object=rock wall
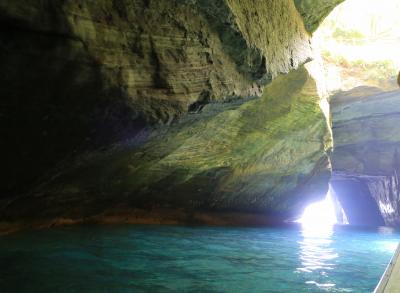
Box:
[0,0,344,229]
[294,0,345,32]
[331,88,400,226]
[1,0,316,198]
[3,65,332,226]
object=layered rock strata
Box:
[331,88,400,226]
[0,0,343,230]
[2,65,332,228]
[1,0,317,198]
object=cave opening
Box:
[2,0,400,292]
[298,189,338,227]
[313,0,400,92]
[299,0,400,228]
[297,186,349,230]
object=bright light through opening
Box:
[298,191,337,229]
[313,0,400,92]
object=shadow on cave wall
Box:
[331,176,385,227]
[0,0,270,203]
[195,0,268,82]
[0,1,146,200]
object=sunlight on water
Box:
[0,225,399,292]
[297,222,339,290]
[294,193,400,291]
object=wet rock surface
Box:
[1,0,315,198]
[0,0,344,231]
[331,88,400,226]
[2,66,331,227]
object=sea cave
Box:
[1,0,400,292]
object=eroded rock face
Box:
[3,65,331,224]
[0,0,345,229]
[1,0,315,198]
[294,0,345,32]
[331,88,400,226]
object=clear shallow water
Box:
[0,224,398,293]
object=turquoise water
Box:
[0,224,398,293]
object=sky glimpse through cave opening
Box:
[298,190,338,230]
[313,0,400,92]
[3,0,400,292]
[299,0,400,232]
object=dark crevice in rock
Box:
[195,0,266,81]
[330,87,400,227]
[188,90,211,113]
[331,175,385,227]
[149,38,169,90]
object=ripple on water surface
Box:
[0,224,398,292]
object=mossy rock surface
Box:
[1,0,317,197]
[0,0,346,226]
[3,65,331,222]
[294,0,345,32]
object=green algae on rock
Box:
[2,65,332,224]
[0,0,348,230]
[0,0,317,199]
[294,0,345,32]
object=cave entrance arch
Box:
[330,177,385,227]
[301,0,400,227]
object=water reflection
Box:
[378,226,396,235]
[297,225,339,290]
